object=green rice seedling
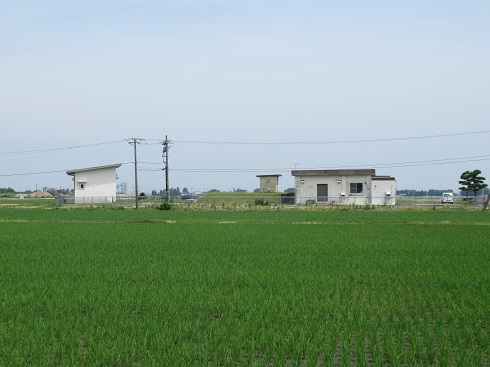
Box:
[0,208,489,365]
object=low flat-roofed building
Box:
[291,169,396,205]
[256,174,282,192]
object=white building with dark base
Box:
[66,164,122,204]
[292,169,396,206]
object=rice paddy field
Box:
[0,206,489,366]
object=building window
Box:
[350,182,363,194]
[80,184,85,190]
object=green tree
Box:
[459,170,488,198]
[169,187,181,197]
[0,187,16,194]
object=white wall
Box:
[294,174,397,206]
[372,180,397,205]
[74,167,118,204]
[295,174,373,205]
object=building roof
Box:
[66,163,122,176]
[372,176,396,181]
[256,174,282,177]
[291,169,376,176]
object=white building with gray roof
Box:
[292,169,396,206]
[66,163,122,204]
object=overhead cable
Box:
[170,154,490,173]
[0,162,133,177]
[172,129,490,145]
[0,140,126,156]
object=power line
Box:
[2,132,489,178]
[0,140,126,156]
[2,152,489,177]
[1,129,488,157]
[359,155,490,168]
[169,154,490,173]
[372,157,490,169]
[172,129,490,145]
[0,169,70,177]
[0,146,128,162]
[138,161,164,165]
[0,162,133,177]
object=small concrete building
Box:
[66,163,122,204]
[292,169,396,205]
[256,174,282,192]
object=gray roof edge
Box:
[291,169,376,176]
[66,163,122,175]
[256,174,282,177]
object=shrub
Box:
[157,202,173,211]
[255,198,270,206]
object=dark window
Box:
[350,182,363,194]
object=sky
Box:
[1,0,489,194]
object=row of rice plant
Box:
[0,209,489,365]
[0,205,488,224]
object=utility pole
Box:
[127,138,144,209]
[162,135,171,202]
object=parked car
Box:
[441,192,454,204]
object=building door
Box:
[317,184,328,203]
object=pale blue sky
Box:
[1,0,489,193]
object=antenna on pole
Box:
[126,138,144,209]
[162,136,171,202]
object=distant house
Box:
[66,164,122,204]
[256,174,282,192]
[291,169,396,205]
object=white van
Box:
[441,192,454,204]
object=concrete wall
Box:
[294,174,371,205]
[294,173,396,205]
[74,167,118,204]
[371,179,397,205]
[259,176,280,192]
